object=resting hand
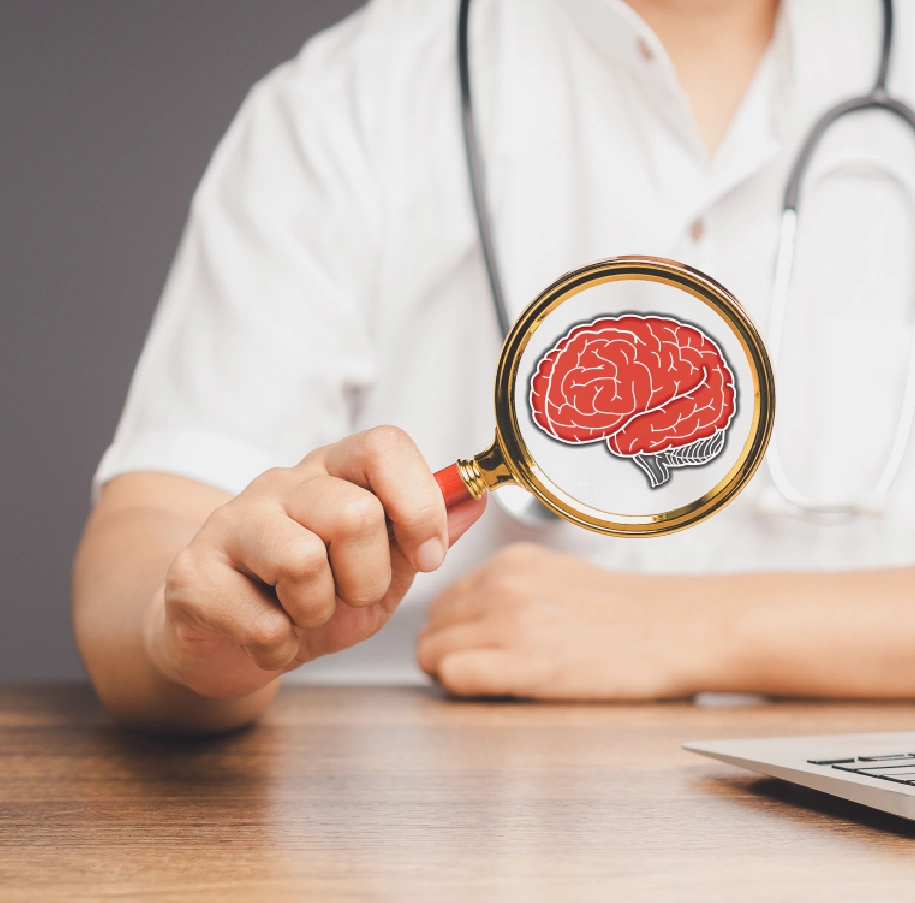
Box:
[417,543,713,699]
[146,426,485,699]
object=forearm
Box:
[73,499,278,733]
[671,567,915,697]
[418,543,915,701]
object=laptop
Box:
[685,732,915,821]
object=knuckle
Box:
[363,424,411,459]
[290,536,328,577]
[271,534,327,584]
[199,498,249,539]
[249,466,296,496]
[246,615,291,650]
[259,466,292,485]
[165,547,200,598]
[298,444,330,468]
[336,493,386,535]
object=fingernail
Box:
[414,537,445,572]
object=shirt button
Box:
[637,38,654,62]
[689,218,705,242]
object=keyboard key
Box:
[861,772,915,786]
[807,758,855,765]
[846,766,915,777]
[857,754,915,763]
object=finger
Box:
[382,542,418,613]
[283,475,392,608]
[416,620,498,675]
[423,569,491,632]
[165,549,299,673]
[436,649,534,698]
[217,503,337,628]
[319,426,448,572]
[447,495,487,546]
[422,592,487,634]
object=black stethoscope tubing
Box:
[458,0,512,339]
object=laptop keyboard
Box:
[808,754,915,785]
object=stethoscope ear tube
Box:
[767,173,915,516]
[764,0,915,517]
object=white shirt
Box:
[96,0,915,683]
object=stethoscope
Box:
[764,0,915,517]
[458,0,915,524]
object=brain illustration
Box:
[530,315,737,488]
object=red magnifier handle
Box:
[434,464,476,509]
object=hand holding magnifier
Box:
[434,256,775,536]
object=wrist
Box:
[135,583,280,731]
[558,568,720,699]
[655,572,758,695]
[624,572,743,698]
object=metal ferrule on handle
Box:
[434,440,515,510]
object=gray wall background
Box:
[1,0,365,679]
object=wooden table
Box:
[3,685,915,901]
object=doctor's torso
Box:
[97,0,915,683]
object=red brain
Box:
[530,315,736,458]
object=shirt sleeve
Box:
[94,10,383,497]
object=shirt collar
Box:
[562,0,788,152]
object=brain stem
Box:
[632,453,671,489]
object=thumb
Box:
[446,495,487,547]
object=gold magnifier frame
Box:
[437,256,775,537]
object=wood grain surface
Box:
[3,684,915,901]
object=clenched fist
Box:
[144,426,485,699]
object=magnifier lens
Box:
[438,257,774,537]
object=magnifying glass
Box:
[434,256,775,536]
